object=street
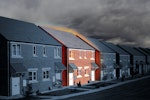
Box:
[62,77,150,100]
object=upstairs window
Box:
[33,45,37,57]
[11,44,21,58]
[79,51,82,59]
[54,47,61,58]
[69,50,74,60]
[84,51,87,59]
[91,51,95,60]
[43,46,47,57]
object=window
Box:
[69,50,74,60]
[77,67,82,78]
[33,45,37,57]
[11,44,21,57]
[28,68,38,83]
[42,68,50,81]
[79,51,82,59]
[69,51,72,58]
[90,51,95,60]
[84,66,89,77]
[84,51,87,59]
[54,47,61,58]
[43,46,47,57]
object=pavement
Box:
[50,74,150,100]
[0,73,150,100]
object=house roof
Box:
[134,48,150,56]
[87,37,115,53]
[145,48,150,54]
[40,26,94,50]
[55,62,66,70]
[10,63,27,73]
[139,48,150,55]
[101,41,129,55]
[0,16,61,46]
[118,45,145,56]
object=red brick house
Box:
[40,26,100,86]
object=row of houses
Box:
[0,16,150,96]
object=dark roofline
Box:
[100,41,129,55]
[117,45,133,56]
[134,48,150,56]
[0,16,33,25]
[99,40,117,53]
[139,47,150,55]
[0,33,7,41]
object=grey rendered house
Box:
[102,42,130,78]
[0,16,65,96]
[87,38,116,81]
[135,48,150,73]
[118,45,146,76]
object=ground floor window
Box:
[77,67,82,78]
[84,66,89,77]
[42,68,50,81]
[28,68,38,83]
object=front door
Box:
[12,77,20,96]
[69,73,74,86]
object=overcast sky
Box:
[0,0,150,48]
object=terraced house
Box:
[87,38,116,80]
[40,27,100,86]
[135,48,150,73]
[0,16,64,96]
[101,41,130,78]
[118,45,146,76]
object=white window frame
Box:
[90,51,95,60]
[77,67,82,78]
[42,68,50,81]
[84,66,89,77]
[84,51,87,59]
[11,43,22,58]
[79,51,82,59]
[33,45,37,57]
[54,47,61,59]
[28,68,38,83]
[69,50,75,60]
[43,46,47,57]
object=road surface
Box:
[62,77,150,100]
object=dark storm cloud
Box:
[0,0,150,47]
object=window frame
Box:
[54,47,61,59]
[79,51,82,59]
[69,50,75,60]
[90,51,95,60]
[11,43,22,58]
[43,46,47,57]
[28,68,38,83]
[84,66,89,77]
[42,68,50,81]
[33,45,37,57]
[77,67,82,78]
